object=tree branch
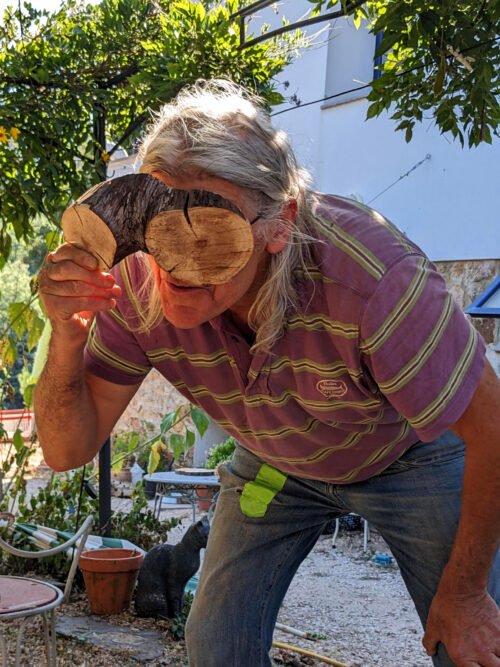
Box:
[98,62,141,90]
[107,111,149,158]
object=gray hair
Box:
[138,79,317,354]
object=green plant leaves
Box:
[0,0,296,268]
[191,406,209,438]
[12,428,24,453]
[7,303,26,339]
[333,0,500,146]
[169,433,185,462]
[0,336,17,368]
[22,382,36,408]
[160,411,177,436]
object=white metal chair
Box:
[332,514,370,552]
[0,514,93,666]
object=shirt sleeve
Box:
[84,264,152,385]
[359,254,486,441]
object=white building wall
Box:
[262,0,500,263]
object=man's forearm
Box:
[439,431,500,594]
[422,362,500,663]
[33,333,100,471]
[443,362,500,593]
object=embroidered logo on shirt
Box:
[316,379,348,398]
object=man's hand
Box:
[38,243,121,344]
[423,588,500,666]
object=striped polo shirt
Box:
[84,194,485,484]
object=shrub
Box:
[205,437,236,469]
[0,470,179,583]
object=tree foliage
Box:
[0,223,51,406]
[0,0,300,265]
[0,0,302,382]
[308,0,500,147]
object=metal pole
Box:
[93,102,111,537]
[98,437,112,536]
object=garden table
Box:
[144,471,220,523]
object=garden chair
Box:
[0,513,93,666]
[331,514,370,552]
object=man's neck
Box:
[228,310,255,344]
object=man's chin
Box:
[162,309,213,329]
[166,319,207,329]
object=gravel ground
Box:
[275,529,429,667]
[3,477,431,666]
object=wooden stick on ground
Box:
[272,640,351,667]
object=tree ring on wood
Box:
[62,205,117,271]
[145,207,254,285]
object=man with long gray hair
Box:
[35,79,499,666]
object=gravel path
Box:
[275,529,429,667]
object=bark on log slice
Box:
[61,173,254,285]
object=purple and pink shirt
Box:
[84,194,485,483]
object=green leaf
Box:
[160,411,176,435]
[8,302,27,338]
[0,336,18,368]
[366,101,382,120]
[185,429,195,450]
[170,433,184,461]
[111,455,124,475]
[127,432,139,452]
[433,52,446,97]
[23,382,36,408]
[13,429,24,453]
[191,406,209,437]
[46,231,62,251]
[26,310,45,351]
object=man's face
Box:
[149,171,271,329]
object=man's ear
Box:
[266,199,297,254]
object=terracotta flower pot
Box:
[79,548,144,615]
[116,467,132,483]
[195,485,217,512]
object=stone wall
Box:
[113,368,189,438]
[435,258,500,376]
[114,258,500,439]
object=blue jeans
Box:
[186,432,500,666]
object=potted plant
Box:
[111,430,140,483]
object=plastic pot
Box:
[79,548,144,615]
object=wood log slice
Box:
[61,174,254,285]
[145,206,254,285]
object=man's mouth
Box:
[164,275,209,291]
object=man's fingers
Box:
[41,279,121,300]
[50,296,117,321]
[422,631,438,656]
[42,259,116,289]
[48,242,98,270]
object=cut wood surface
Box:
[174,468,215,476]
[61,173,254,284]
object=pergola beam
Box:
[231,0,367,48]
